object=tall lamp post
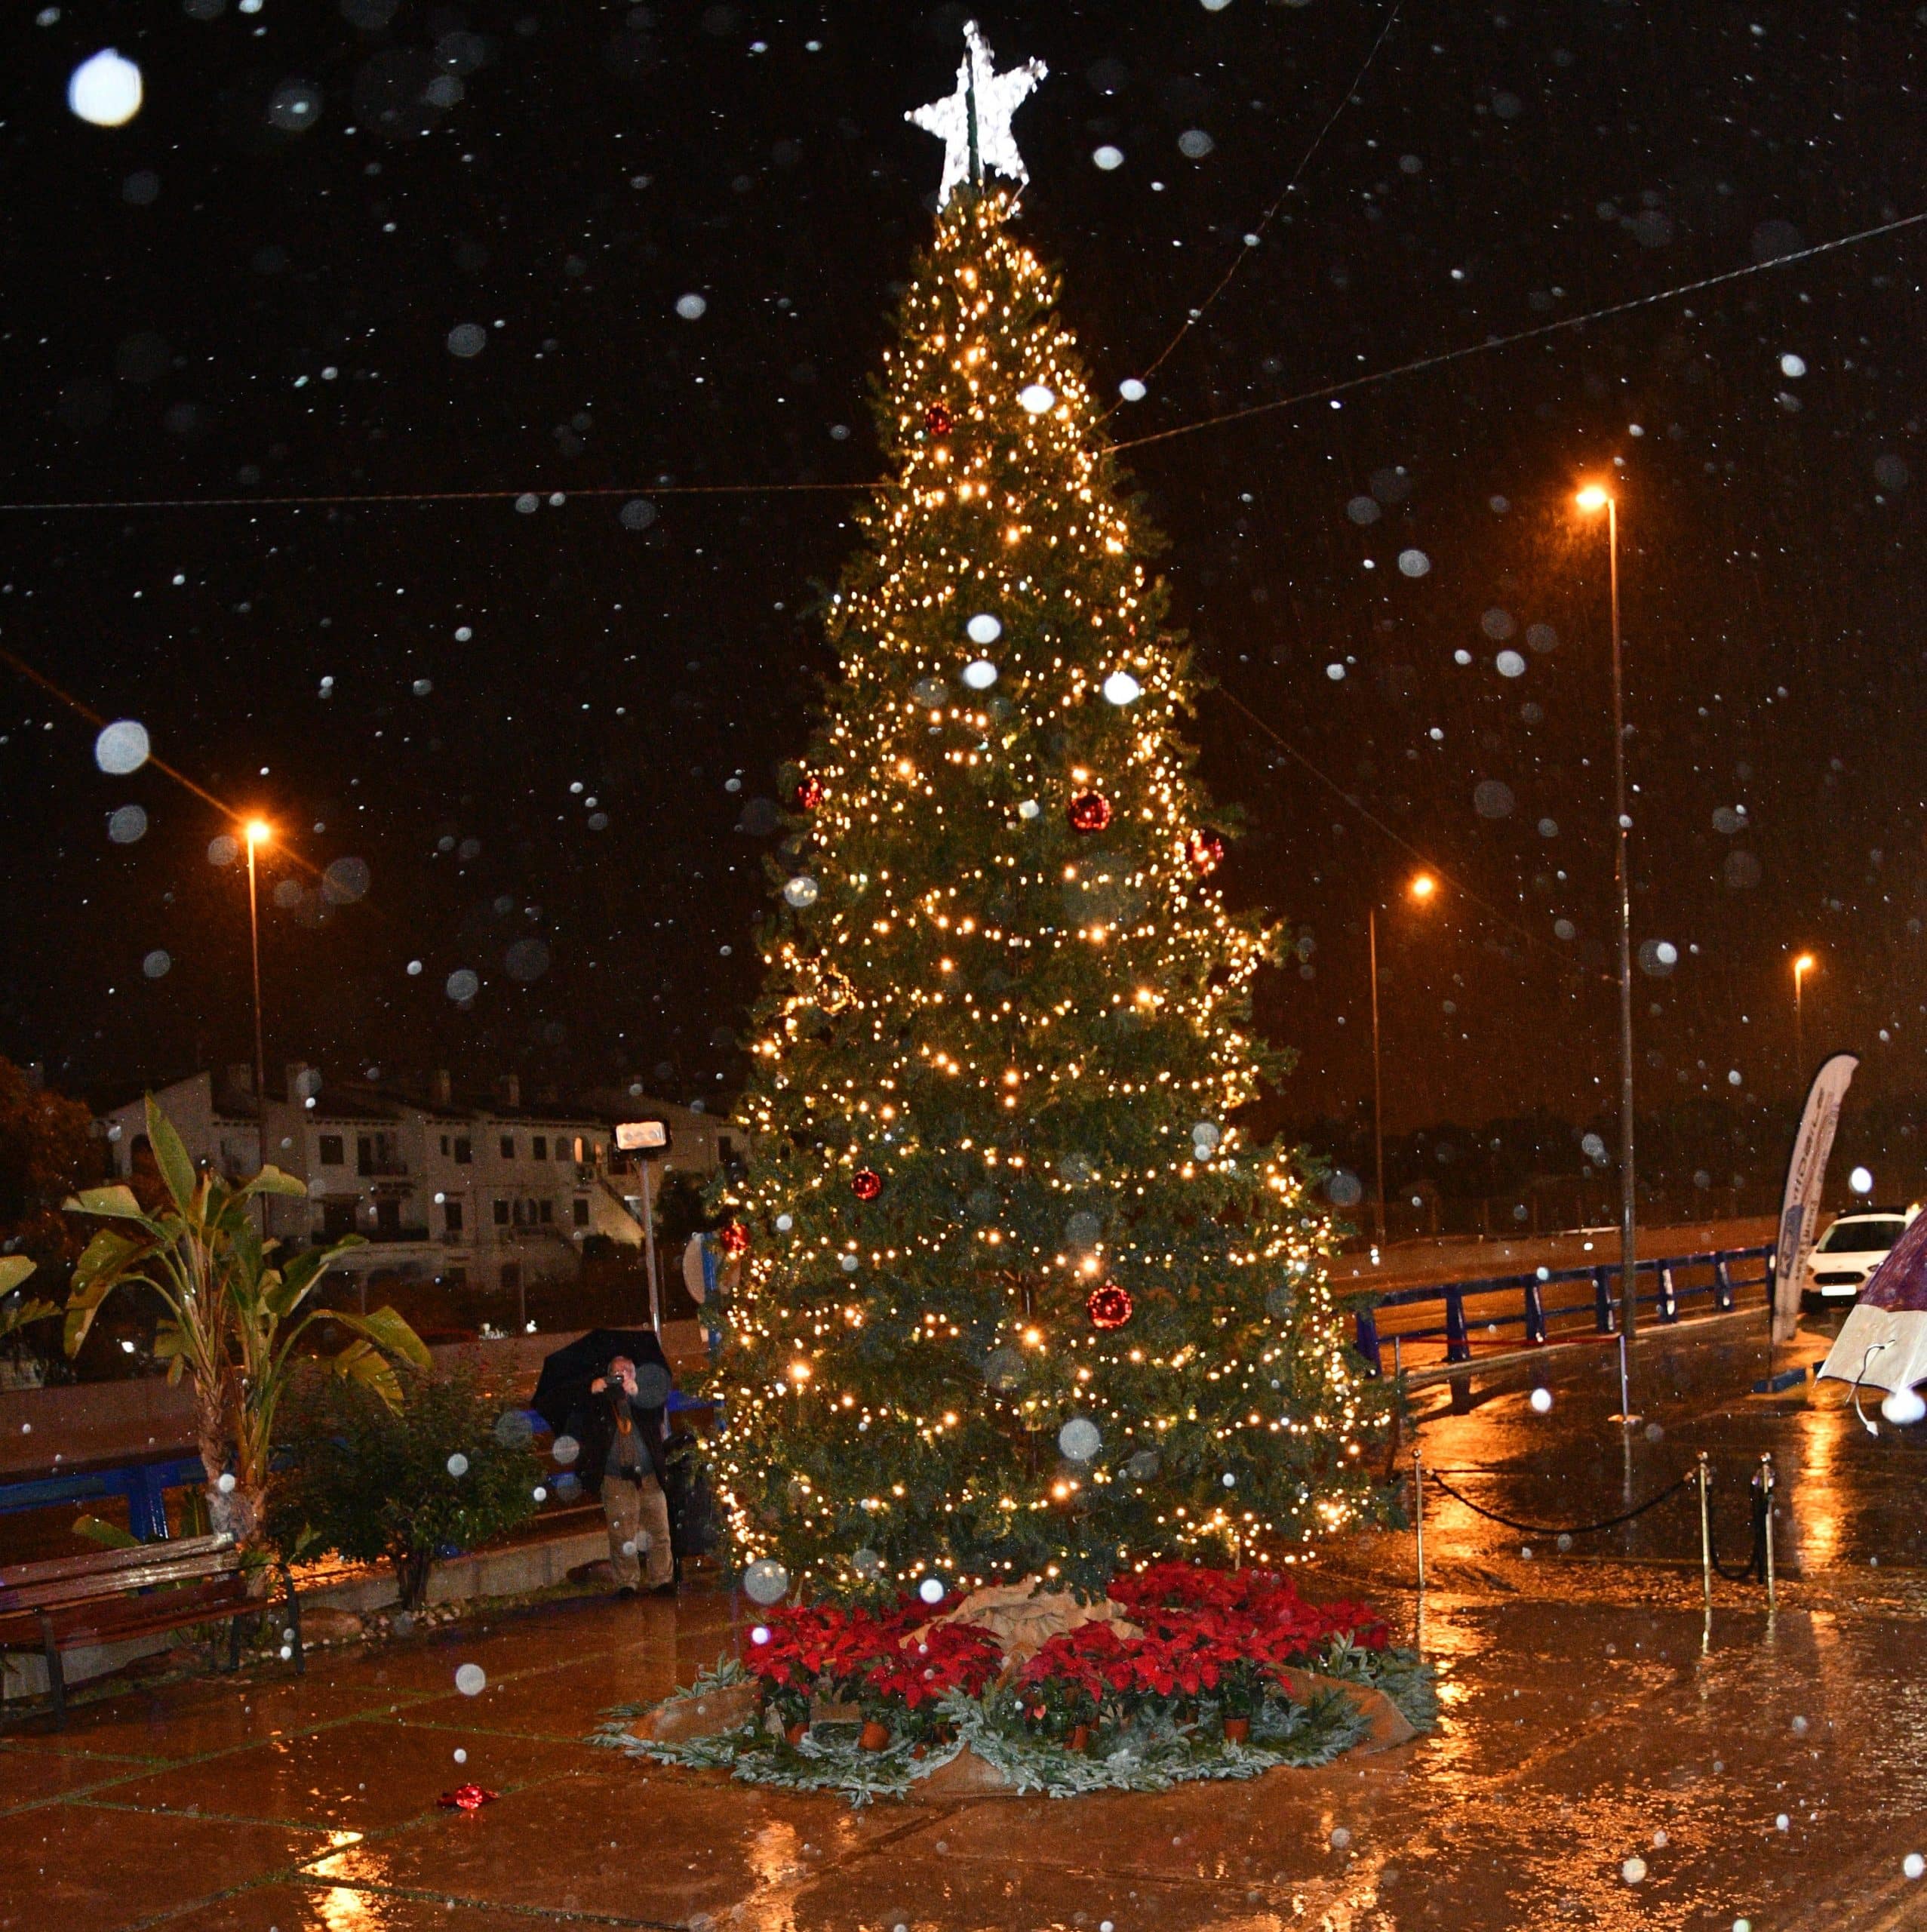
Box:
[1369,871,1438,1247]
[242,819,272,1110]
[1792,952,1816,1077]
[1575,484,1639,1345]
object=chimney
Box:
[499,1072,521,1109]
[430,1069,453,1108]
[227,1062,254,1097]
[285,1061,314,1104]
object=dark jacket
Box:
[563,1386,668,1499]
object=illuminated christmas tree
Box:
[711,40,1394,1599]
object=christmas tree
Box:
[711,126,1394,1600]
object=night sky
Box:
[5,2,1925,1160]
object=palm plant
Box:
[0,1254,59,1344]
[62,1096,429,1545]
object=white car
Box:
[1802,1207,1918,1312]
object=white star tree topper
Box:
[906,20,1047,208]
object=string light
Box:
[705,189,1395,1597]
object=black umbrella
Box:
[530,1327,672,1435]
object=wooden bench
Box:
[0,1534,303,1724]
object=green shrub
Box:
[272,1364,542,1610]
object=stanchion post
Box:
[1413,1447,1426,1595]
[1697,1452,1712,1607]
[1611,1328,1640,1426]
[1760,1451,1777,1609]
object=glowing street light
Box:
[1575,481,1640,1357]
[1369,872,1443,1247]
[241,817,273,1115]
[1793,952,1817,1074]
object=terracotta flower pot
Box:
[859,1719,892,1752]
[1069,1724,1092,1755]
[1222,1716,1251,1746]
[785,1721,809,1747]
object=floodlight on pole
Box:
[241,817,273,1117]
[1369,872,1441,1247]
[1575,480,1640,1370]
[1793,952,1817,1075]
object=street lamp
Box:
[1575,481,1640,1346]
[242,819,272,1111]
[1369,872,1441,1247]
[1792,952,1816,1076]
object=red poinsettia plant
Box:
[861,1619,1004,1736]
[742,1591,1002,1737]
[1014,1620,1132,1740]
[1109,1561,1388,1659]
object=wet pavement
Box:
[3,1313,1925,1932]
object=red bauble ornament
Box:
[794,774,825,811]
[1068,790,1113,834]
[437,1784,499,1811]
[1086,1281,1134,1331]
[1187,829,1226,875]
[924,402,953,437]
[851,1168,884,1202]
[718,1221,751,1257]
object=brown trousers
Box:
[603,1472,674,1589]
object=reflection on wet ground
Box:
[2,1315,1923,1931]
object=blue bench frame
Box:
[0,1454,207,1541]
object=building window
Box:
[321,1199,356,1238]
[440,1134,451,1157]
[538,1198,554,1224]
[573,1197,589,1229]
[499,1134,516,1161]
[500,1262,521,1294]
[531,1134,547,1160]
[493,1198,509,1227]
[318,1134,345,1167]
[453,1137,472,1164]
[558,1140,572,1162]
[444,1199,464,1236]
[374,1198,401,1238]
[444,1266,468,1290]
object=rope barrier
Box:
[1422,1466,1695,1539]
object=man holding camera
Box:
[566,1354,675,1598]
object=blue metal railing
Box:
[0,1453,205,1541]
[1350,1243,1775,1376]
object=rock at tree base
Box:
[629,1679,761,1741]
[914,1745,1016,1796]
[1280,1667,1417,1751]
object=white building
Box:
[98,1067,732,1303]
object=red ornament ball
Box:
[794,774,825,811]
[437,1784,499,1812]
[1068,790,1113,834]
[718,1221,751,1257]
[924,402,953,437]
[851,1168,884,1202]
[1187,829,1226,875]
[1086,1281,1134,1331]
